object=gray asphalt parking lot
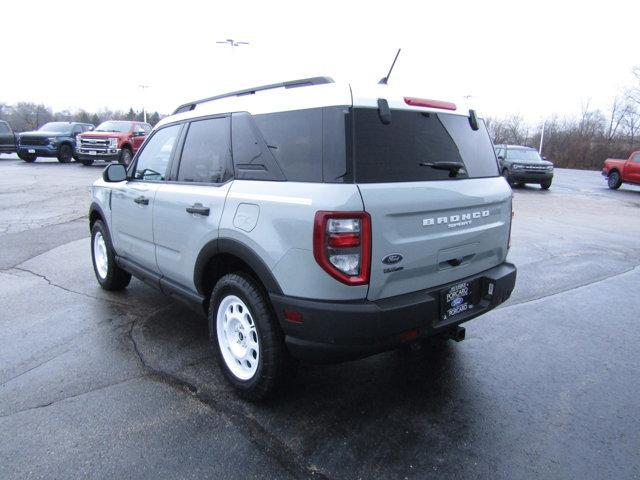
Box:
[0,155,639,479]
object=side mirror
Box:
[103,163,127,182]
[497,156,504,160]
[133,130,145,137]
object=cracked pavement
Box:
[1,156,639,479]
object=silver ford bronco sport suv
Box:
[89,77,516,399]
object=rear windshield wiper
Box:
[419,161,466,177]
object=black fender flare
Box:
[193,238,283,296]
[88,201,111,238]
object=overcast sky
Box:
[2,0,638,123]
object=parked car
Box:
[0,120,17,155]
[494,144,554,189]
[602,151,640,189]
[17,122,94,163]
[89,77,517,399]
[76,120,151,166]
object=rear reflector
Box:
[284,309,303,324]
[404,97,457,111]
[400,329,419,342]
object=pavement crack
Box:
[126,317,328,480]
[10,266,130,307]
[0,376,146,419]
[0,349,70,387]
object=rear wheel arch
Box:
[194,238,283,310]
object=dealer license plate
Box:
[441,281,474,321]
[89,150,97,155]
[28,149,35,153]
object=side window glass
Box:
[177,117,231,183]
[632,153,640,163]
[253,109,323,182]
[133,124,180,181]
[231,113,285,181]
[143,124,152,134]
[0,123,8,134]
[72,125,82,135]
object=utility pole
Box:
[539,120,546,154]
[138,84,151,123]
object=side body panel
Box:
[110,180,161,272]
[624,152,640,183]
[154,182,232,290]
[220,180,367,301]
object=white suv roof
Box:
[158,77,469,129]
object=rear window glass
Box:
[352,108,499,183]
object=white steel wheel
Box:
[216,295,260,381]
[93,231,109,280]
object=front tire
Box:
[209,272,295,400]
[541,179,552,190]
[91,220,131,290]
[18,152,37,162]
[80,159,94,166]
[57,144,73,163]
[502,169,513,187]
[119,148,132,166]
[607,171,622,190]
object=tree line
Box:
[486,67,640,170]
[0,103,163,133]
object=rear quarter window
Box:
[253,108,323,182]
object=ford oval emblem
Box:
[382,253,403,265]
[452,297,464,307]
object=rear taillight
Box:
[313,211,371,285]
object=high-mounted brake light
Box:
[313,211,371,285]
[404,97,457,111]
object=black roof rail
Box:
[172,76,335,115]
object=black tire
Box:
[90,220,131,290]
[18,152,37,162]
[607,170,622,190]
[57,144,73,163]
[119,147,133,166]
[541,179,552,190]
[81,159,94,166]
[502,169,513,187]
[209,272,296,400]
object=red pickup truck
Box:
[602,151,640,189]
[76,120,151,166]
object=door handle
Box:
[186,203,210,216]
[134,196,149,205]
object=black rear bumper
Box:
[270,262,517,363]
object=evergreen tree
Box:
[91,113,101,126]
[78,110,91,124]
[125,108,136,120]
[148,111,161,126]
